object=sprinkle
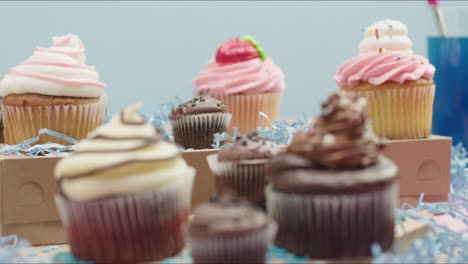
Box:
[397,57,401,60]
[388,24,393,28]
[375,28,380,39]
[367,28,373,33]
[378,48,386,53]
[413,57,416,60]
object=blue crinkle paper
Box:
[148,97,183,140]
[0,128,77,157]
[212,112,313,148]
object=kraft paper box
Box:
[0,149,219,245]
[382,135,452,207]
[0,135,451,245]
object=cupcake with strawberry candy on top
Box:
[193,35,286,134]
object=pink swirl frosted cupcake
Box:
[193,35,285,134]
[0,34,107,145]
[335,20,436,139]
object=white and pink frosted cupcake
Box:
[0,33,107,145]
[193,35,285,134]
[335,20,436,139]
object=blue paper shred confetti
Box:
[52,251,93,263]
[0,128,77,157]
[148,97,183,140]
[212,112,313,148]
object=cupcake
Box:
[169,91,231,149]
[54,103,195,262]
[266,92,398,258]
[334,20,436,139]
[207,130,280,203]
[193,35,285,134]
[0,33,107,145]
[186,196,277,264]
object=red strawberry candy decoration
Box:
[216,35,267,64]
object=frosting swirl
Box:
[0,34,106,98]
[188,196,270,237]
[55,103,194,201]
[334,52,435,88]
[359,20,413,54]
[193,58,285,95]
[218,130,280,161]
[287,93,383,170]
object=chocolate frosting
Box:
[170,90,227,117]
[269,153,397,193]
[188,196,269,237]
[218,130,280,162]
[287,92,383,170]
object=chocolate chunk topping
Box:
[170,90,228,116]
[218,130,280,162]
[287,92,383,170]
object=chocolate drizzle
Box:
[56,103,181,195]
[287,93,383,170]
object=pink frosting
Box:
[334,52,435,88]
[193,58,285,95]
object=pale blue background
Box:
[0,1,459,118]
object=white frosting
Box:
[358,20,413,54]
[0,34,106,98]
[55,103,193,201]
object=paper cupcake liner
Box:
[213,93,282,134]
[186,221,277,264]
[2,95,107,145]
[55,174,194,263]
[265,179,397,258]
[348,85,435,139]
[170,113,231,149]
[207,154,269,202]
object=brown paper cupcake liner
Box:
[265,179,397,258]
[170,113,231,149]
[2,95,107,145]
[207,154,269,202]
[349,85,435,139]
[186,221,277,264]
[212,92,282,134]
[55,174,194,263]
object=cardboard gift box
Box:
[0,135,452,245]
[0,149,219,245]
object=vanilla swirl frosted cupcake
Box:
[0,33,107,144]
[335,20,436,139]
[193,35,285,133]
[54,103,195,262]
[266,93,398,258]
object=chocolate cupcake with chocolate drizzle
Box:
[266,92,398,258]
[207,130,280,203]
[186,195,277,264]
[54,103,196,263]
[170,90,231,149]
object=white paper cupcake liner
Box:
[170,113,231,149]
[55,173,194,263]
[207,154,269,202]
[2,95,107,145]
[265,179,398,258]
[352,85,435,139]
[186,221,277,264]
[212,92,282,134]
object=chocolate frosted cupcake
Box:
[170,91,231,149]
[266,93,398,258]
[186,196,277,264]
[54,103,195,262]
[207,131,280,202]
